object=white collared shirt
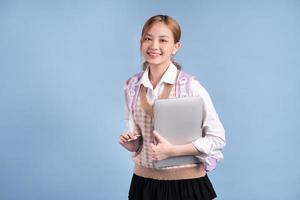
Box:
[124,62,226,161]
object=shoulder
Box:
[180,70,218,109]
[178,70,195,80]
[125,72,144,86]
[189,76,211,99]
[178,70,201,89]
[190,78,219,114]
[124,71,144,90]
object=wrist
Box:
[170,145,180,157]
[169,143,199,157]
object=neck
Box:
[148,61,171,89]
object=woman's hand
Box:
[150,131,175,161]
[119,132,142,152]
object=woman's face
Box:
[141,22,180,68]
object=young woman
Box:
[119,14,226,200]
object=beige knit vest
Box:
[131,83,206,180]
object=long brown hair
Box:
[140,15,182,71]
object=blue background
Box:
[1,0,299,199]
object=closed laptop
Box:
[153,97,204,168]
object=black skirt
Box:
[128,173,217,200]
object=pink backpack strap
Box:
[205,157,217,172]
[175,71,194,98]
[176,70,217,172]
[126,72,143,114]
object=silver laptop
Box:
[153,97,204,168]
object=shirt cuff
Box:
[192,137,212,155]
[194,153,217,172]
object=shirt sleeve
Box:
[190,79,226,161]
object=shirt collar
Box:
[140,62,178,89]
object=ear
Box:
[172,42,181,55]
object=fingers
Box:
[153,130,163,143]
[119,132,141,144]
[127,132,141,141]
[128,132,136,138]
[119,134,128,144]
[119,133,130,144]
[150,143,159,161]
[150,150,157,161]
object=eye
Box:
[144,37,152,41]
[160,39,168,43]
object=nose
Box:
[149,39,159,50]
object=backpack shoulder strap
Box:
[175,70,194,98]
[125,72,143,113]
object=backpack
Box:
[125,70,217,172]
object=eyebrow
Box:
[145,33,169,38]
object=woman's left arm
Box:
[190,79,226,161]
[151,79,226,161]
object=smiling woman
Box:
[140,15,182,72]
[119,15,226,200]
[140,22,180,89]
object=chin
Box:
[147,60,160,65]
[146,58,168,66]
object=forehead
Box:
[145,22,173,37]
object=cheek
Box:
[162,46,173,54]
[162,44,173,50]
[141,43,148,51]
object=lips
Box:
[147,51,162,57]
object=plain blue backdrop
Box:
[0,0,299,199]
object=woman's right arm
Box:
[119,83,142,152]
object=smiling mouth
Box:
[147,52,162,57]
